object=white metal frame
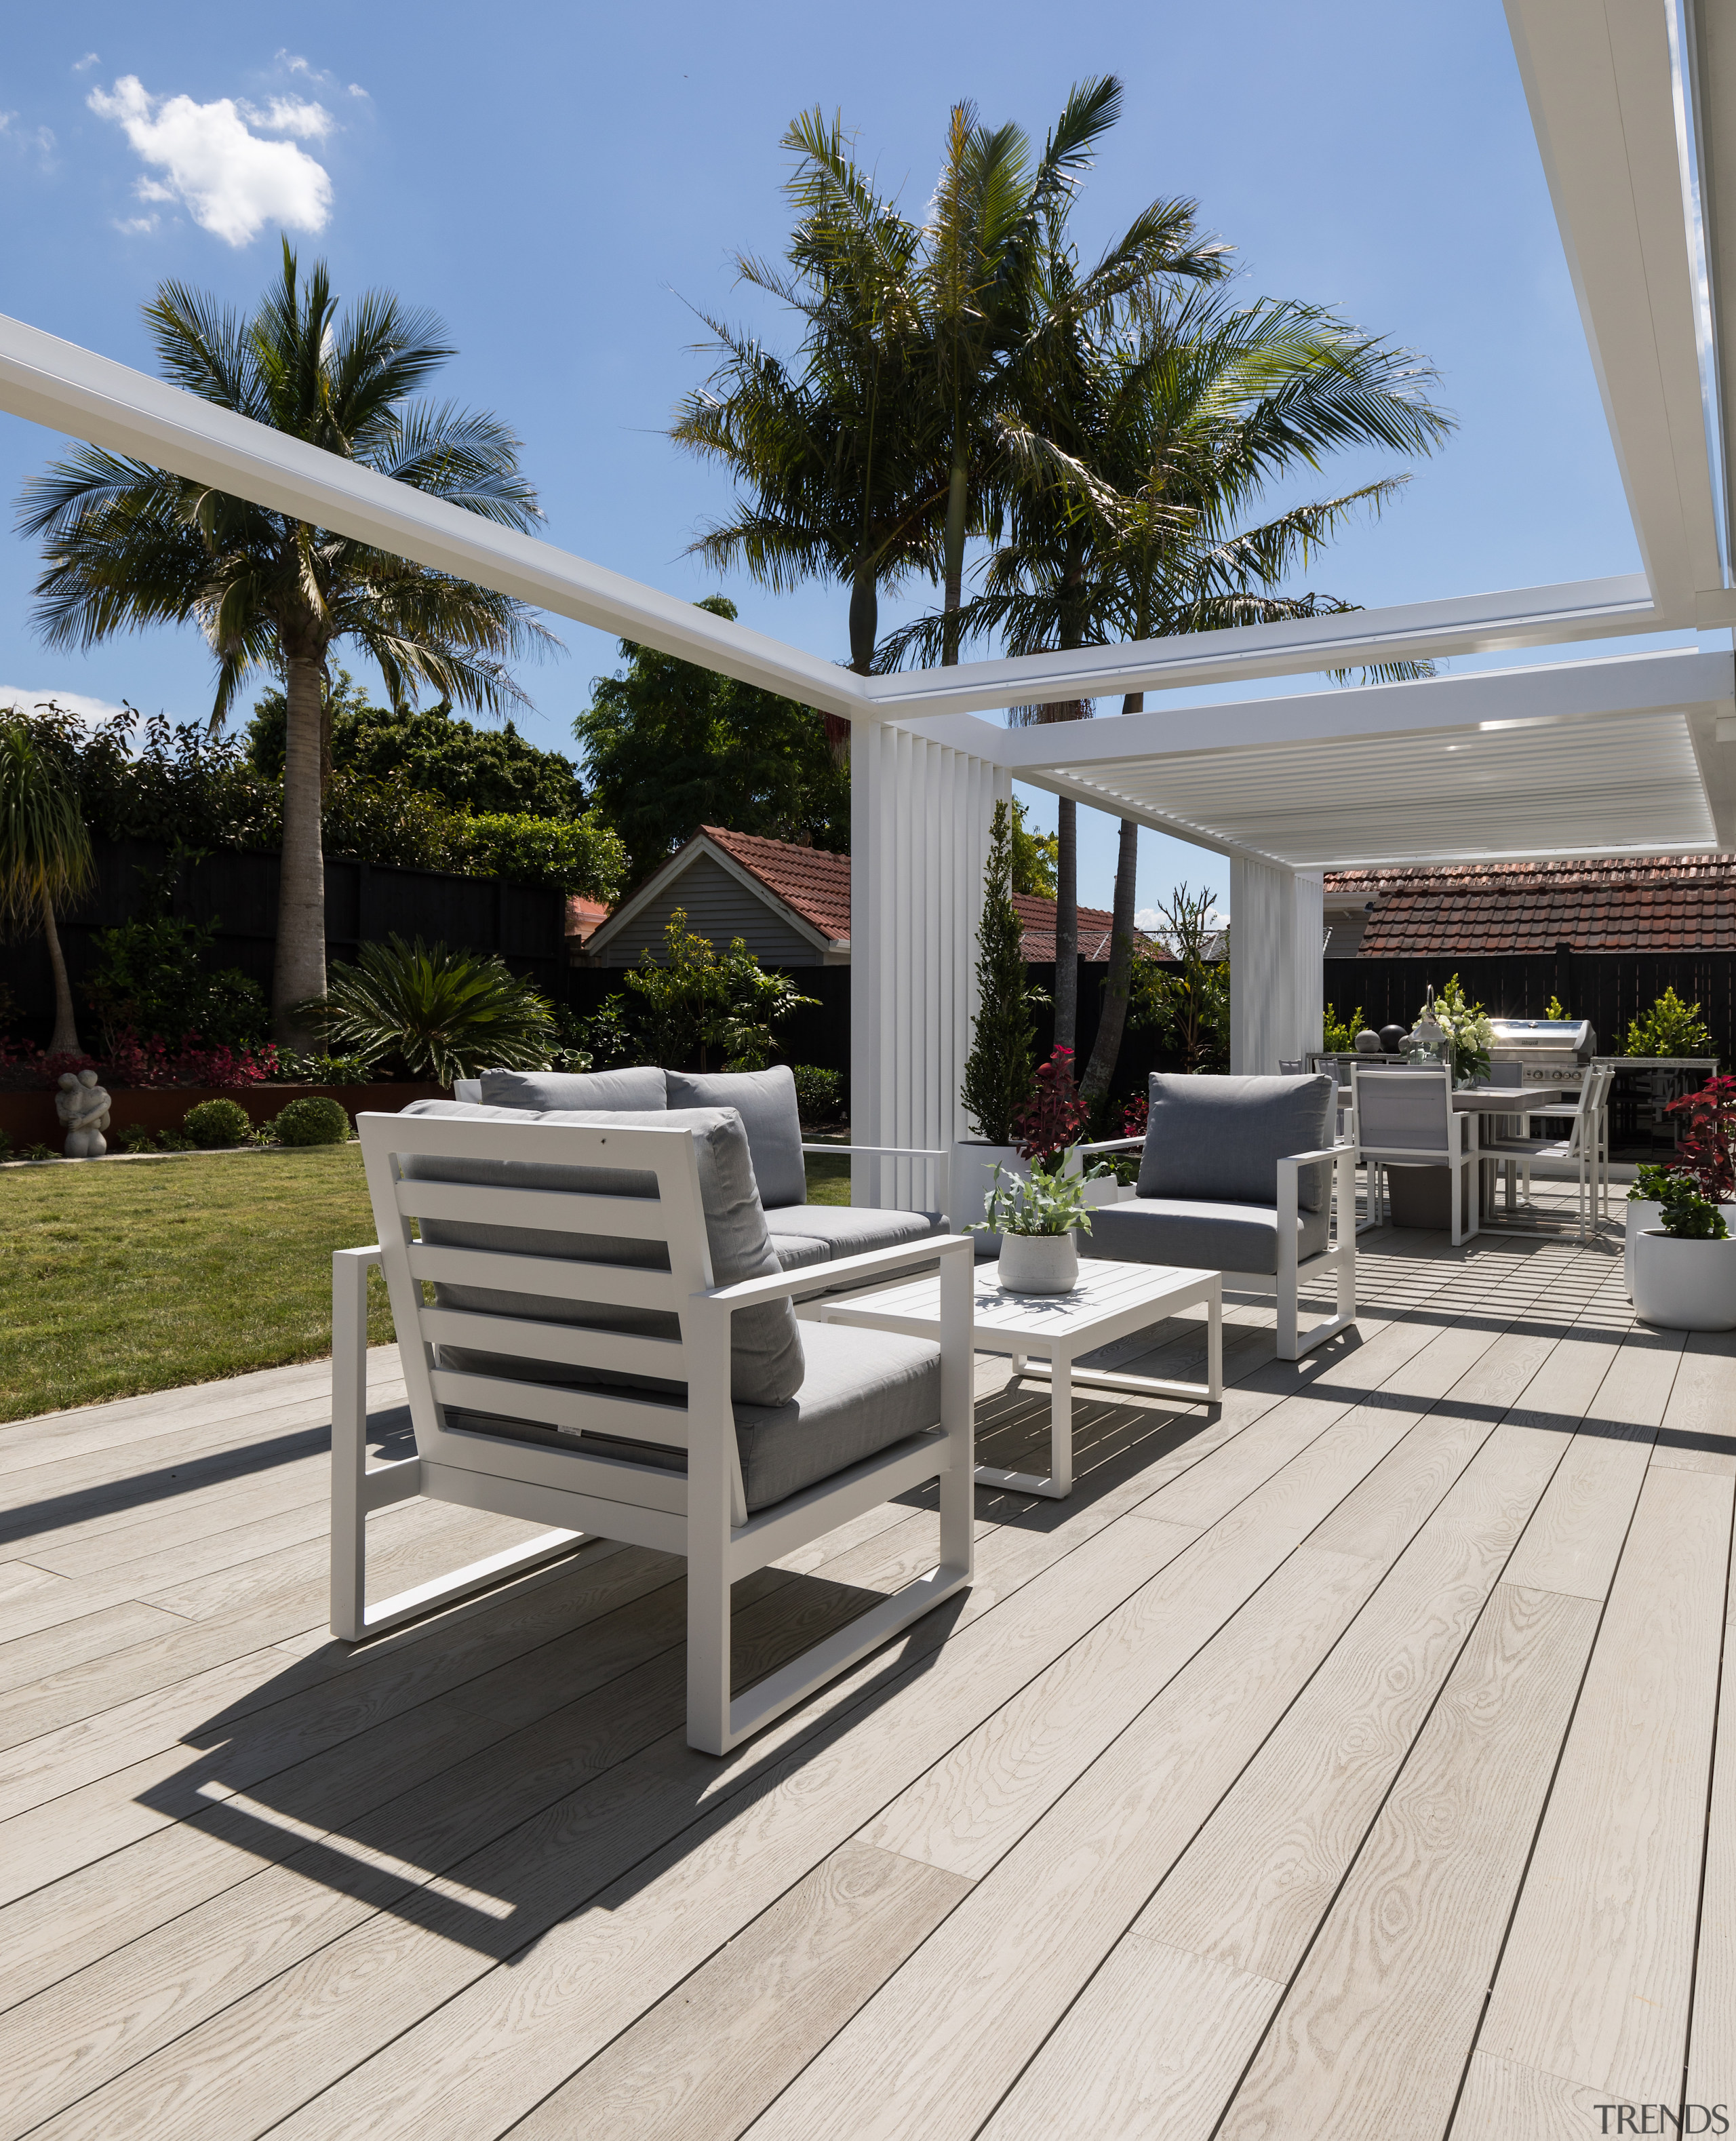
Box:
[333,1109,975,1756]
[1484,1059,1617,1240]
[1073,1133,1358,1362]
[1353,1067,1480,1247]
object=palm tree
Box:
[16,244,553,1044]
[885,288,1454,1085]
[0,715,94,1057]
[673,81,1225,703]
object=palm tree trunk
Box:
[1082,814,1140,1111]
[1054,797,1077,1055]
[41,891,81,1057]
[1080,690,1144,1109]
[273,652,329,1047]
[941,456,969,664]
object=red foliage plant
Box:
[1665,1073,1736,1204]
[1121,1093,1149,1140]
[1013,1046,1092,1166]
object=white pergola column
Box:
[851,724,1009,1211]
[1228,859,1324,1075]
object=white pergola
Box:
[2,0,1734,1206]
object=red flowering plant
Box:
[1121,1093,1149,1140]
[1012,1046,1093,1167]
[101,1028,274,1090]
[1665,1073,1736,1206]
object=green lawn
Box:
[1,1145,858,1423]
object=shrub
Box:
[1323,1004,1364,1053]
[302,935,557,1086]
[85,911,267,1055]
[623,912,817,1072]
[267,1048,375,1085]
[1623,986,1717,1059]
[270,1095,351,1147]
[0,1128,12,1158]
[183,1097,253,1147]
[22,1142,56,1161]
[791,1065,843,1124]
[1012,1046,1091,1166]
[961,802,1037,1143]
[119,1124,158,1153]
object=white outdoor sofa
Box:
[1078,1072,1358,1362]
[332,1101,974,1755]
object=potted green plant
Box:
[953,802,1038,1251]
[1630,1076,1736,1329]
[1623,1162,1670,1299]
[968,1147,1109,1293]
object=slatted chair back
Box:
[358,1109,748,1524]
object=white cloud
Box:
[347,83,370,100]
[0,111,57,165]
[87,75,332,246]
[276,50,313,75]
[241,95,334,140]
[1133,909,1161,932]
[73,52,99,73]
[0,687,132,729]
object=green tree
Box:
[576,597,848,886]
[1130,884,1229,1074]
[16,245,553,1044]
[893,290,1451,1096]
[623,910,818,1072]
[0,715,94,1055]
[245,669,586,818]
[960,800,1038,1142]
[1010,800,1058,898]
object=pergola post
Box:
[851,724,1008,1211]
[1229,859,1324,1075]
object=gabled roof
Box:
[1012,892,1120,964]
[698,827,852,944]
[1323,853,1736,956]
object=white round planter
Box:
[995,1232,1079,1295]
[1630,1227,1736,1332]
[1623,1199,1662,1301]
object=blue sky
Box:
[0,1,1660,917]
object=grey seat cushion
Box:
[764,1204,943,1265]
[1085,1194,1330,1275]
[666,1067,806,1210]
[397,1099,804,1407]
[478,1066,669,1113]
[448,1320,941,1514]
[1139,1073,1334,1213]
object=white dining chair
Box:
[1352,1066,1478,1246]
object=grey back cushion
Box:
[479,1066,668,1113]
[1137,1073,1334,1213]
[397,1099,804,1407]
[665,1066,807,1209]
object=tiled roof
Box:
[564,895,611,942]
[692,829,1122,959]
[1323,853,1736,956]
[701,827,852,943]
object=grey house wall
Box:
[593,852,828,968]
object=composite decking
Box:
[0,1209,1731,2140]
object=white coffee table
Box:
[818,1257,1222,1499]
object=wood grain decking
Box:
[1,1206,1731,2140]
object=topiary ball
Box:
[183,1097,254,1149]
[271,1095,351,1147]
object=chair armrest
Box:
[695,1232,974,1313]
[800,1143,948,1159]
[1275,1143,1356,1171]
[1071,1135,1147,1156]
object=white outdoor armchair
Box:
[332,1105,975,1756]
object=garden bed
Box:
[0,1080,446,1149]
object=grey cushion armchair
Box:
[1083,1073,1357,1361]
[461,1065,943,1274]
[334,1103,976,1756]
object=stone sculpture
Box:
[56,1069,111,1158]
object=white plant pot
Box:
[995,1232,1080,1295]
[1623,1199,1662,1301]
[950,1141,1024,1258]
[1631,1227,1736,1332]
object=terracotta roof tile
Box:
[700,826,852,943]
[1322,852,1736,956]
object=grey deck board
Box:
[3,1204,1729,2140]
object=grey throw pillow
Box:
[665,1066,807,1209]
[478,1066,668,1113]
[396,1100,804,1406]
[1135,1074,1334,1212]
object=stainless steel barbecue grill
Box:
[1486,1017,1598,1093]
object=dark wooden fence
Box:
[9,838,568,1041]
[1325,951,1735,1065]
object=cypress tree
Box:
[960,800,1036,1142]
